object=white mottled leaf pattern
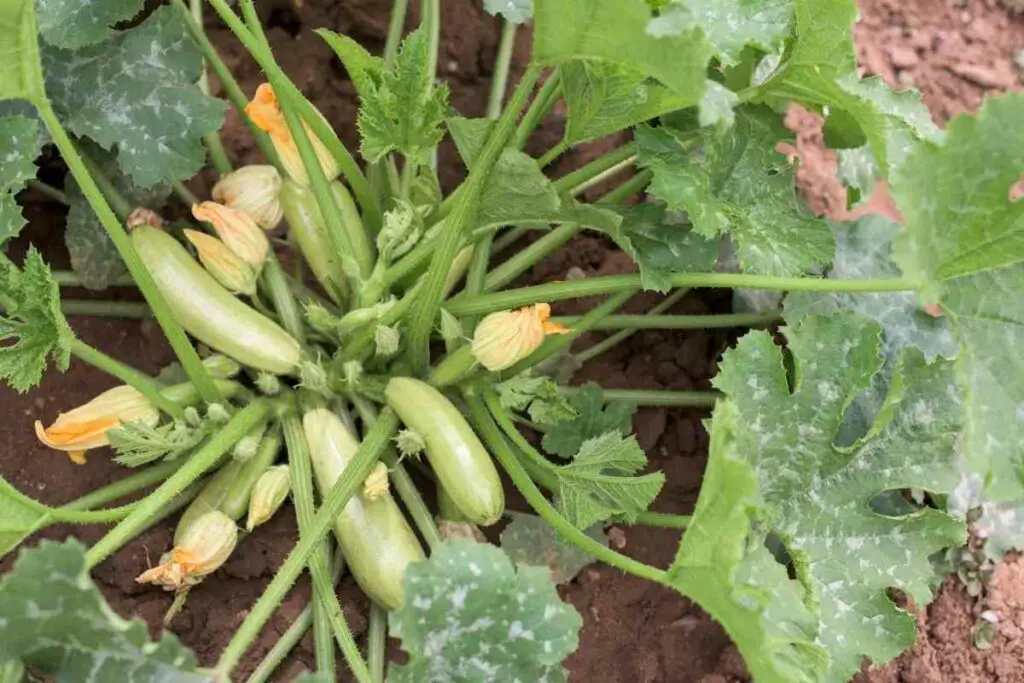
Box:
[36,0,144,50]
[0,115,42,244]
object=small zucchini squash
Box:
[385,377,504,526]
[131,227,301,374]
[303,408,425,610]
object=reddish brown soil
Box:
[3,0,1024,682]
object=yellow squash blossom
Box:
[184,229,258,296]
[34,385,160,464]
[471,303,571,371]
[191,201,269,269]
[245,83,338,186]
[136,511,238,591]
[246,465,291,531]
[212,165,284,230]
[362,462,390,501]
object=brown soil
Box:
[3,0,1024,682]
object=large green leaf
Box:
[495,372,578,425]
[669,400,828,683]
[541,383,635,458]
[648,0,795,67]
[41,5,225,187]
[712,314,965,681]
[785,216,960,443]
[560,60,697,145]
[0,115,42,245]
[532,0,711,99]
[0,0,46,104]
[0,249,72,392]
[0,540,208,683]
[389,539,581,683]
[637,107,833,277]
[315,29,386,105]
[500,511,606,584]
[0,477,53,559]
[36,0,145,50]
[890,91,1024,501]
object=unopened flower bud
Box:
[245,83,339,187]
[247,465,291,530]
[202,354,241,379]
[233,422,267,462]
[207,403,231,424]
[191,201,269,269]
[471,303,571,371]
[255,372,282,396]
[126,207,164,230]
[212,165,284,230]
[363,462,390,500]
[34,385,159,465]
[136,511,238,591]
[184,229,258,296]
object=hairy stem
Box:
[536,138,569,169]
[62,300,150,319]
[513,68,561,150]
[368,604,387,683]
[561,387,719,409]
[383,0,410,66]
[190,0,233,174]
[555,309,783,330]
[70,338,182,417]
[486,21,517,120]
[572,288,688,364]
[62,460,182,511]
[261,251,307,345]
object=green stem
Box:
[261,251,307,345]
[483,223,576,293]
[282,411,368,682]
[536,138,569,169]
[78,148,132,219]
[470,392,667,583]
[486,21,517,120]
[561,387,719,409]
[93,478,206,560]
[462,230,493,333]
[507,290,634,377]
[573,288,688,364]
[62,460,183,511]
[172,181,200,208]
[191,0,233,174]
[513,68,561,151]
[368,604,387,683]
[406,66,541,373]
[244,549,348,683]
[26,179,69,204]
[53,271,136,288]
[633,511,691,529]
[172,0,280,168]
[214,410,399,678]
[85,401,269,568]
[62,300,150,319]
[555,310,783,330]
[70,338,182,417]
[421,0,441,101]
[549,143,635,195]
[599,168,652,203]
[569,155,637,197]
[383,0,410,67]
[491,225,529,255]
[0,479,139,525]
[36,99,222,404]
[447,274,919,317]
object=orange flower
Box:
[137,511,238,591]
[471,303,570,371]
[34,386,159,464]
[191,201,269,269]
[184,229,257,296]
[245,83,338,186]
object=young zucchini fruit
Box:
[131,227,301,374]
[385,378,505,526]
[303,408,425,610]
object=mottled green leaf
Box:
[950,473,1024,561]
[836,145,879,197]
[890,92,1024,502]
[0,115,42,245]
[501,511,606,584]
[542,383,635,459]
[484,0,533,24]
[0,477,53,559]
[698,80,738,128]
[496,373,578,425]
[0,249,72,392]
[446,116,493,169]
[533,0,711,98]
[36,0,145,50]
[669,401,827,683]
[713,314,965,681]
[785,216,959,443]
[599,202,719,292]
[637,107,833,277]
[42,6,226,187]
[389,540,581,683]
[648,0,795,67]
[0,0,46,103]
[560,60,697,145]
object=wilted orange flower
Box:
[245,83,338,186]
[471,303,570,371]
[137,511,238,591]
[191,201,269,269]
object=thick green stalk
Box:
[406,66,541,373]
[61,460,183,511]
[486,21,517,120]
[1,481,137,525]
[549,143,635,195]
[282,412,369,682]
[483,222,577,292]
[27,179,69,204]
[513,68,561,150]
[85,401,269,568]
[555,310,783,330]
[462,230,493,333]
[573,288,688,364]
[561,387,719,409]
[537,139,569,169]
[62,300,150,319]
[172,0,280,168]
[214,410,399,678]
[92,479,206,561]
[35,99,222,404]
[191,0,233,174]
[421,0,441,99]
[368,604,387,683]
[598,168,652,203]
[70,338,182,417]
[470,392,667,583]
[634,511,692,529]
[569,155,637,197]
[383,0,410,66]
[446,274,919,317]
[78,148,132,219]
[53,271,136,288]
[261,251,307,345]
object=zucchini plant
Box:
[0,0,1021,681]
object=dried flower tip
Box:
[126,207,164,230]
[184,229,258,296]
[137,511,238,591]
[471,303,571,371]
[245,83,339,186]
[363,462,390,501]
[436,519,487,543]
[212,165,284,230]
[191,201,269,269]
[247,465,291,530]
[34,385,159,464]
